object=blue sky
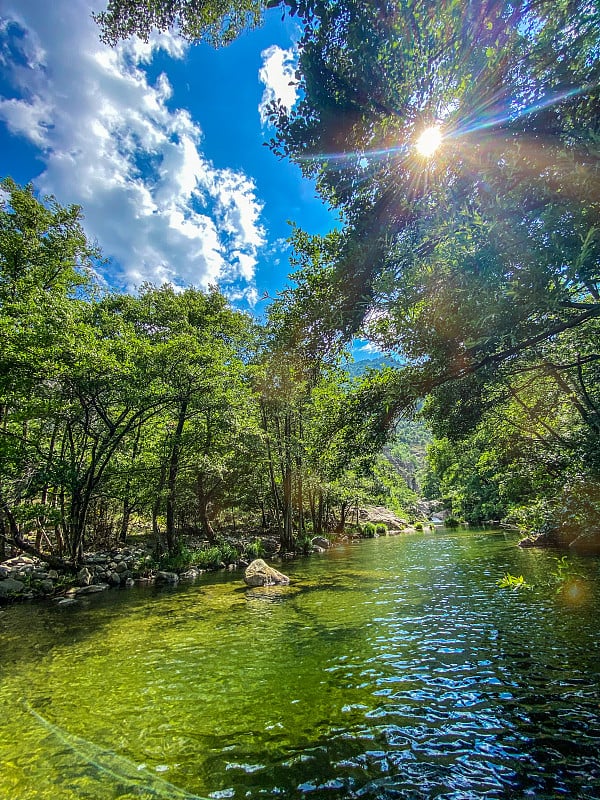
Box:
[0,0,339,312]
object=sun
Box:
[416,125,443,158]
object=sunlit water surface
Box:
[1,529,600,800]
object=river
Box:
[1,528,599,799]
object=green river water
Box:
[1,528,600,800]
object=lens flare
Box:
[416,125,442,157]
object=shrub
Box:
[246,538,264,559]
[444,516,460,528]
[218,541,239,564]
[362,522,376,538]
[414,522,424,531]
[158,544,193,571]
[295,534,313,554]
[375,523,387,536]
[192,546,224,569]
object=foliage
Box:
[92,0,600,539]
[94,0,267,46]
[444,517,460,529]
[375,523,387,536]
[497,573,532,591]
[0,179,400,564]
[362,522,376,538]
[295,533,313,554]
[246,538,265,559]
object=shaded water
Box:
[1,529,600,799]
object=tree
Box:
[93,0,319,46]
[0,179,99,566]
[268,0,599,408]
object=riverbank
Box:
[0,506,424,604]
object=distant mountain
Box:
[342,355,431,492]
[344,355,398,378]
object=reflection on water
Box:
[1,529,599,799]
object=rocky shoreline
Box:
[0,506,430,605]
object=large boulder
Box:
[359,506,408,532]
[244,559,289,587]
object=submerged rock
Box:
[155,570,179,585]
[244,559,289,587]
[73,583,110,596]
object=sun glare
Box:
[416,125,443,158]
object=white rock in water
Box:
[244,559,289,587]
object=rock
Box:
[359,506,408,532]
[311,536,330,549]
[107,571,121,586]
[75,583,110,595]
[244,559,289,587]
[78,567,93,587]
[57,598,77,606]
[0,566,10,579]
[0,578,26,597]
[312,545,325,553]
[116,561,128,573]
[180,568,199,580]
[259,537,280,555]
[155,571,179,585]
[124,578,135,588]
[38,580,55,594]
[48,570,59,580]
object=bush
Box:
[158,544,193,571]
[190,541,238,569]
[246,538,264,559]
[219,541,239,564]
[444,516,460,528]
[295,534,313,554]
[375,523,387,536]
[414,522,424,531]
[192,546,224,569]
[362,522,376,538]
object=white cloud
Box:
[0,0,265,294]
[258,44,298,125]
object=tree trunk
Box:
[165,399,188,554]
[196,472,216,543]
[281,410,294,552]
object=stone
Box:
[57,598,77,606]
[155,571,179,585]
[358,506,408,532]
[38,580,55,594]
[124,578,135,588]
[116,561,128,573]
[78,567,93,587]
[180,569,199,580]
[107,571,121,586]
[0,566,10,579]
[75,583,110,595]
[48,570,59,580]
[311,536,330,549]
[0,577,26,597]
[244,559,289,587]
